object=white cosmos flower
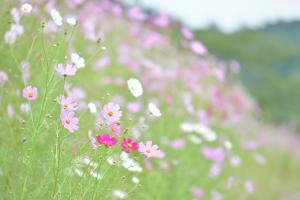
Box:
[50,9,63,26]
[71,52,85,69]
[87,102,97,115]
[127,78,143,97]
[112,189,127,199]
[21,3,32,14]
[66,17,76,26]
[148,103,162,117]
[132,176,140,184]
[120,152,142,172]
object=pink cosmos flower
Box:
[121,138,139,153]
[60,110,79,133]
[190,40,207,55]
[201,146,225,164]
[138,141,165,158]
[22,86,38,101]
[101,102,122,123]
[58,95,78,111]
[109,123,121,135]
[55,63,77,76]
[96,134,117,147]
[190,186,205,199]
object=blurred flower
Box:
[148,103,162,117]
[139,141,164,158]
[87,102,97,115]
[20,102,30,114]
[120,152,142,172]
[22,86,38,101]
[109,123,121,135]
[21,3,32,14]
[66,17,76,26]
[71,52,85,69]
[51,9,63,26]
[58,95,78,111]
[0,71,8,85]
[88,130,98,149]
[190,40,207,55]
[60,110,79,133]
[127,78,143,97]
[96,134,117,147]
[201,146,225,164]
[121,138,139,153]
[112,189,126,199]
[56,64,77,76]
[101,102,122,123]
[132,176,139,184]
[244,180,254,193]
[190,186,205,199]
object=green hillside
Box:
[195,22,300,127]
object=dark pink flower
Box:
[96,134,117,147]
[121,138,139,153]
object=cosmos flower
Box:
[60,110,79,133]
[121,138,139,153]
[127,78,143,97]
[138,141,164,158]
[58,95,78,111]
[201,146,225,164]
[22,86,38,101]
[50,9,63,26]
[55,64,77,76]
[96,134,117,147]
[109,123,121,135]
[21,3,32,14]
[190,40,207,55]
[101,102,122,123]
[66,17,76,26]
[71,52,85,69]
[87,102,97,115]
[112,189,127,199]
[120,152,143,172]
[148,103,162,117]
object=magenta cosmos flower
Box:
[101,102,122,123]
[138,141,164,158]
[96,134,117,147]
[58,95,78,111]
[109,123,121,135]
[22,86,38,101]
[55,63,77,76]
[60,110,79,133]
[121,138,139,153]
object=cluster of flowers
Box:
[88,101,164,158]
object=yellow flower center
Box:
[112,127,116,132]
[28,91,33,97]
[146,149,151,153]
[128,143,132,148]
[108,111,113,116]
[66,119,70,124]
[64,104,68,109]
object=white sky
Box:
[122,0,300,32]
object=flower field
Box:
[0,1,300,199]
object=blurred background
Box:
[122,0,300,129]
